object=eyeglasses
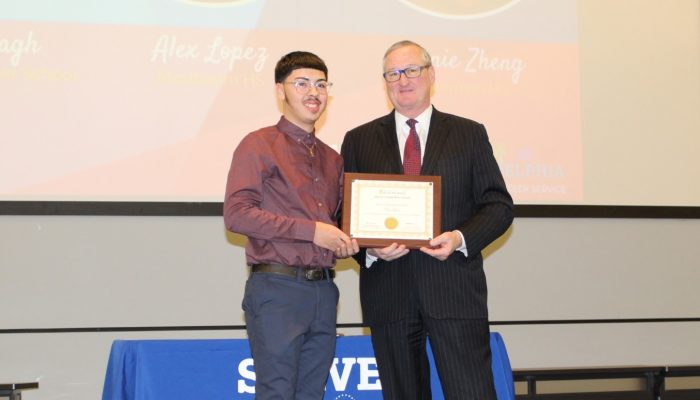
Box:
[285,78,332,94]
[382,65,430,82]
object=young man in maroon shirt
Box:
[224,51,358,400]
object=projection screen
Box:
[2,0,699,206]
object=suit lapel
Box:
[421,108,450,175]
[378,111,403,174]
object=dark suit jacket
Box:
[341,108,513,326]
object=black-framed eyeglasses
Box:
[383,65,430,82]
[285,78,332,94]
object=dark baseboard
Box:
[1,201,699,218]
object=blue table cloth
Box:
[103,333,514,400]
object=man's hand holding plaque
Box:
[366,243,410,262]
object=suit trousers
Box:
[369,294,496,400]
[243,271,339,400]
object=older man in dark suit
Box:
[341,40,513,400]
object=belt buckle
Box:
[305,268,322,281]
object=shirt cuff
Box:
[296,219,317,242]
[365,252,378,268]
[455,230,468,257]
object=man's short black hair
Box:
[274,51,328,83]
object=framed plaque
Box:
[342,173,441,249]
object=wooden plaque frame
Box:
[342,172,441,249]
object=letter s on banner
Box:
[237,358,255,394]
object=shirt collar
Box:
[394,105,433,138]
[277,116,316,142]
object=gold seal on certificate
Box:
[342,173,441,248]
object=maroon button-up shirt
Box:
[224,117,343,268]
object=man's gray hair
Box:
[382,40,432,68]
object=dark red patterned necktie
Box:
[403,119,421,175]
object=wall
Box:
[1,215,699,399]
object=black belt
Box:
[251,263,335,281]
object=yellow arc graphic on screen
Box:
[400,0,521,19]
[177,0,259,7]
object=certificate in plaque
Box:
[342,173,441,248]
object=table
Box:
[0,382,38,400]
[102,333,515,400]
